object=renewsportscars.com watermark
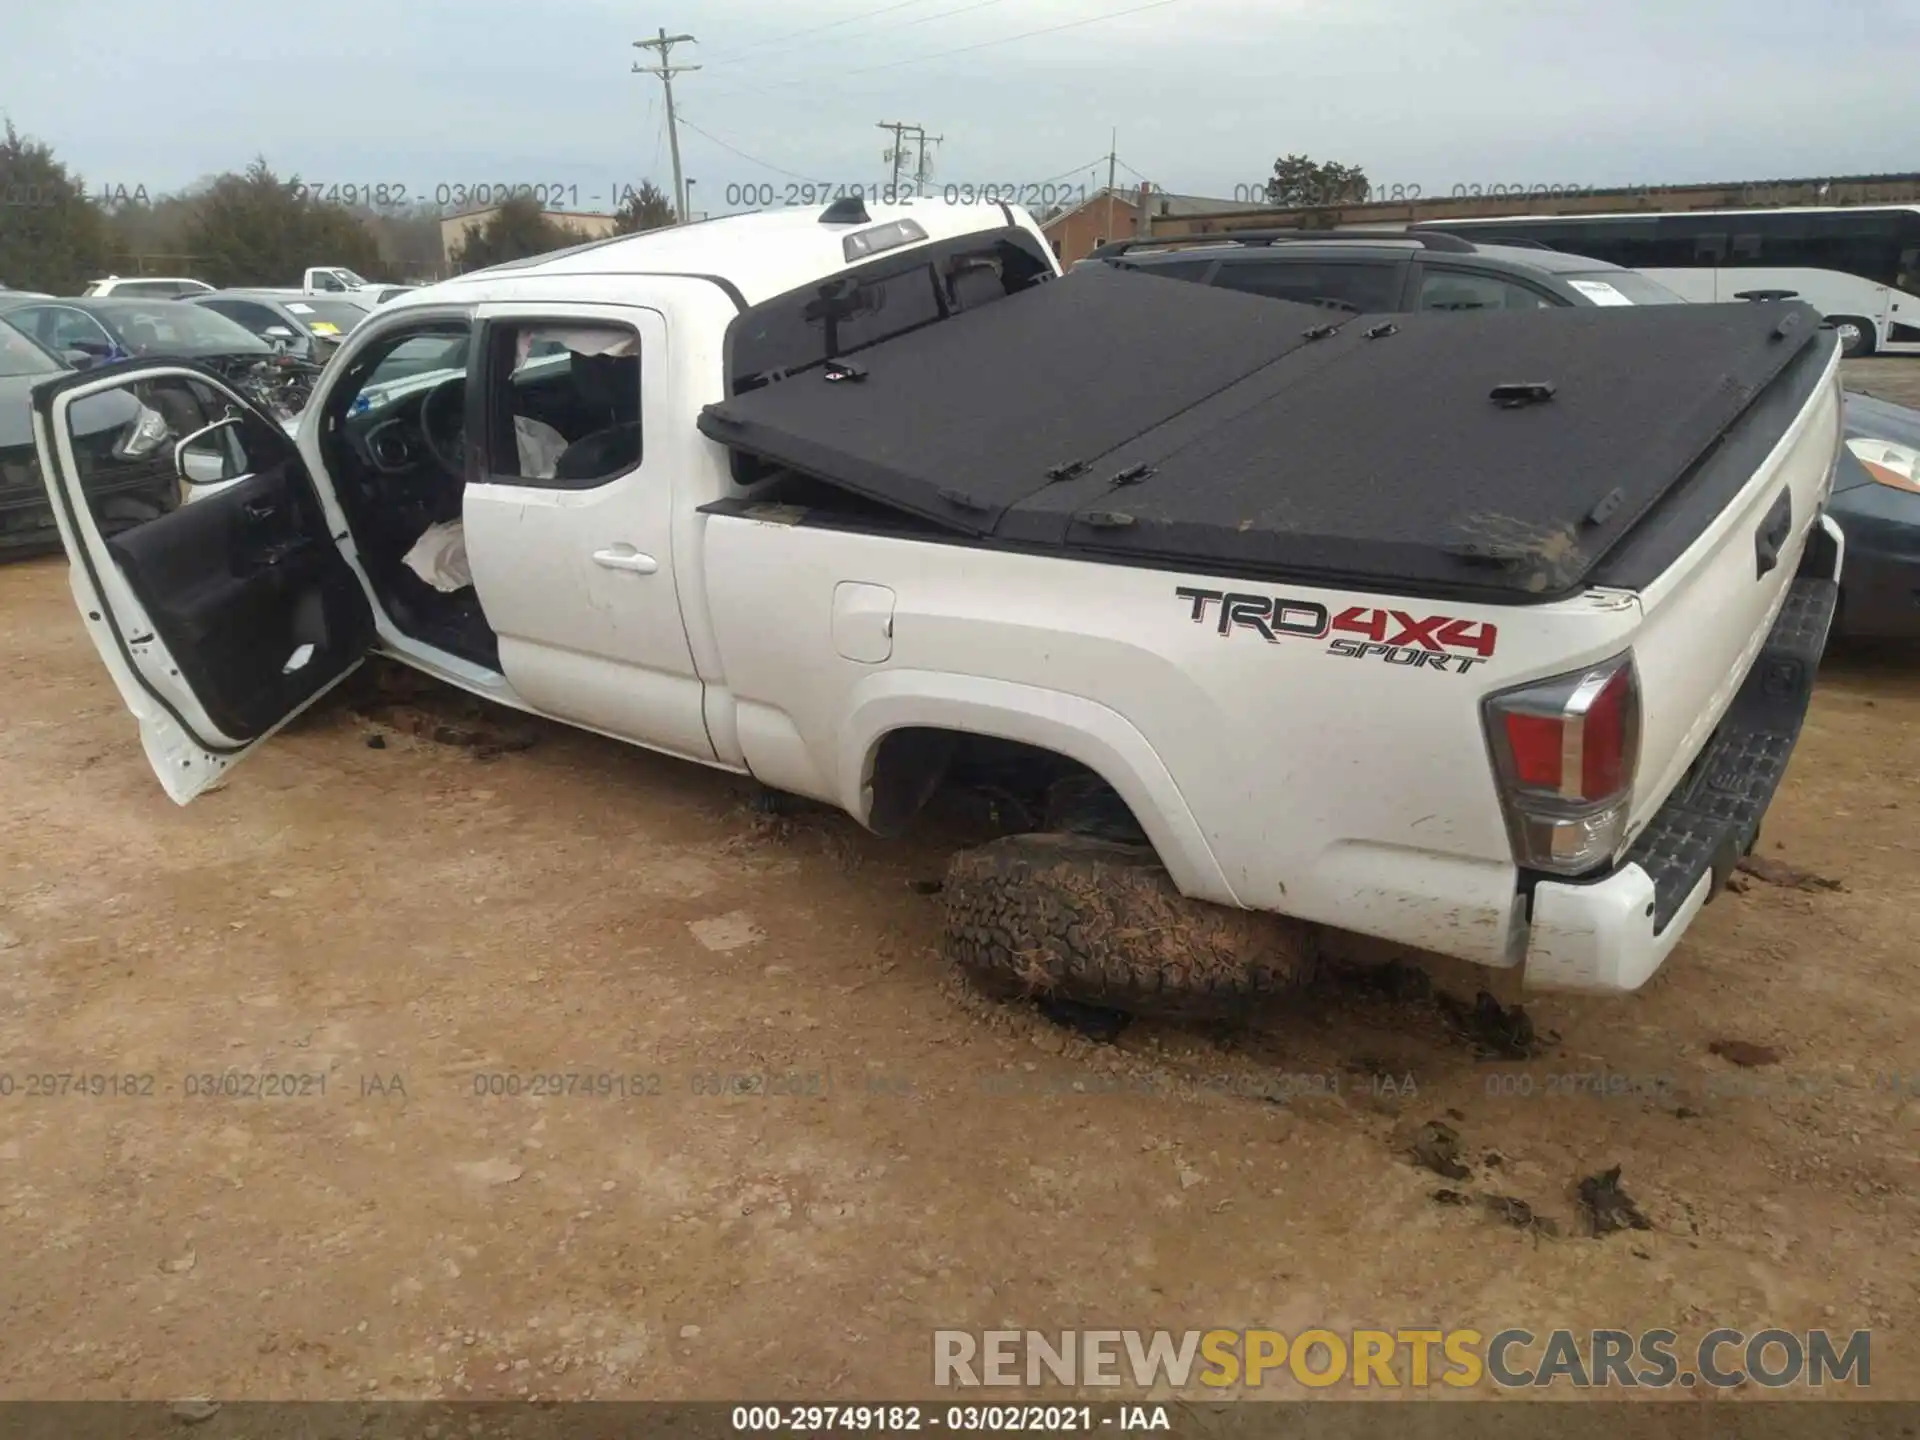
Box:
[933,1328,1871,1391]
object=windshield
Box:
[284,299,371,333]
[0,318,61,377]
[332,269,370,287]
[1564,271,1689,306]
[98,300,270,355]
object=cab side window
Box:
[481,321,642,488]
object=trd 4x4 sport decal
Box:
[1177,587,1329,641]
[1176,589,1498,674]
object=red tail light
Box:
[1485,654,1641,875]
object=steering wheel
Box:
[418,375,467,479]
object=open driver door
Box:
[30,360,376,803]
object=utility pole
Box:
[633,28,698,224]
[1104,128,1118,243]
[877,121,917,197]
[912,130,942,196]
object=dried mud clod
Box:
[940,833,1315,1021]
[1735,855,1846,892]
[1436,990,1539,1059]
[1406,1120,1471,1181]
[1708,1039,1782,1068]
[1575,1165,1653,1238]
[1484,1194,1560,1238]
[354,703,538,759]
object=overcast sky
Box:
[5,0,1916,216]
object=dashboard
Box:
[326,380,465,547]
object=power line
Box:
[708,0,1014,71]
[700,0,945,66]
[1033,153,1113,188]
[698,0,1184,103]
[675,115,821,184]
[841,0,1184,76]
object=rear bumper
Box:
[1520,516,1841,994]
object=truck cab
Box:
[32,201,1058,791]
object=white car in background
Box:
[81,276,215,299]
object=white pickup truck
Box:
[300,267,410,304]
[29,199,1846,1010]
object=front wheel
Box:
[941,832,1315,1020]
[1829,316,1876,357]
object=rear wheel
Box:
[941,832,1315,1020]
[1829,316,1876,357]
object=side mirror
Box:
[62,349,95,371]
[173,414,247,487]
[263,325,295,339]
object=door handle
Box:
[1755,488,1792,579]
[592,546,658,574]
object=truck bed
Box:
[697,264,1833,602]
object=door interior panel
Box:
[104,467,375,743]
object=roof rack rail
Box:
[1087,229,1476,261]
[1433,234,1555,251]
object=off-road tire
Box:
[941,832,1315,1019]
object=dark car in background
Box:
[0,294,329,422]
[0,295,273,374]
[188,289,372,364]
[1078,228,1691,312]
[1832,390,1920,640]
[0,318,178,558]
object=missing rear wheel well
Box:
[866,728,1150,847]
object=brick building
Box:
[439,207,623,266]
[1039,185,1266,265]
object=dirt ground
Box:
[1846,356,1920,409]
[3,367,1920,1402]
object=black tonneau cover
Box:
[698,265,1830,600]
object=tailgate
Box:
[1624,341,1843,840]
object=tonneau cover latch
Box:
[1489,381,1556,407]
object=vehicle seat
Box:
[553,424,641,482]
[1422,286,1488,312]
[553,351,641,481]
[948,260,1005,312]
